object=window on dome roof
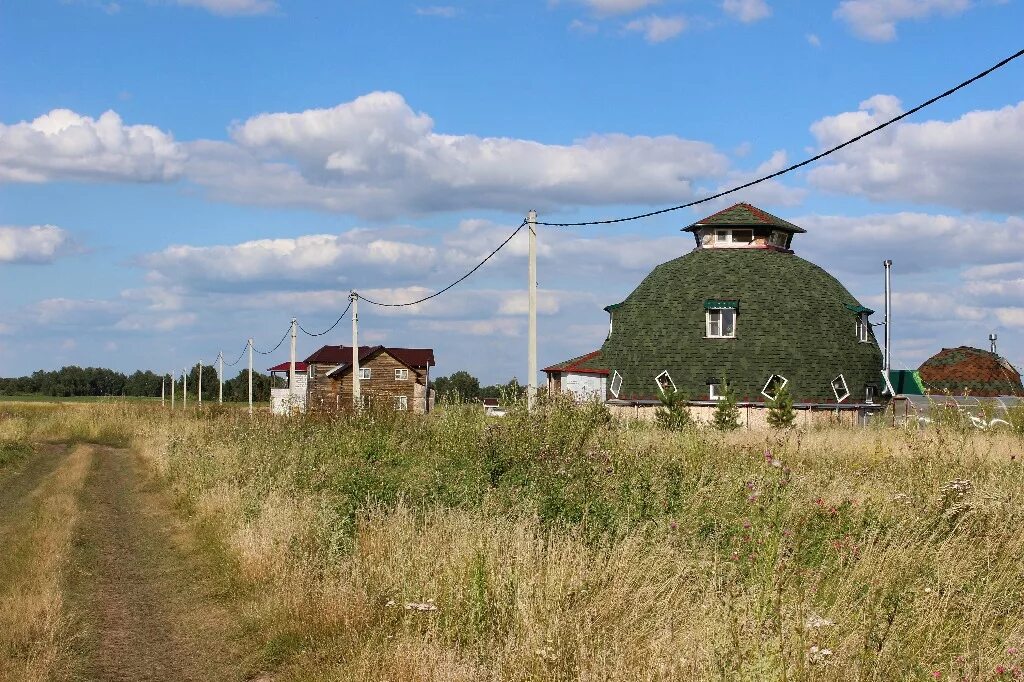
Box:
[831,374,850,403]
[707,308,737,338]
[606,372,622,399]
[714,229,754,246]
[655,371,676,395]
[761,374,788,400]
[769,231,788,247]
[856,313,870,343]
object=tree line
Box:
[0,365,283,402]
[430,371,525,403]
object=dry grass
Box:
[4,400,1024,680]
[0,444,93,682]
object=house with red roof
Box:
[267,361,309,415]
[303,344,436,413]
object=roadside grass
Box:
[5,400,1024,680]
[0,445,92,682]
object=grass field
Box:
[1,399,1023,680]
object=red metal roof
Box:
[542,350,609,376]
[266,361,308,373]
[304,344,435,369]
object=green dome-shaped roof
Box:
[599,248,883,404]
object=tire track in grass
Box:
[67,447,259,681]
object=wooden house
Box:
[304,344,435,413]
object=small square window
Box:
[706,309,736,338]
[831,374,850,403]
[610,371,623,398]
[715,229,729,244]
[732,229,753,244]
[655,370,676,395]
[395,368,409,381]
[709,383,723,401]
[394,395,408,411]
[359,368,371,380]
[761,374,788,400]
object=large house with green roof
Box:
[543,203,885,420]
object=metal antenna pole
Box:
[351,292,360,410]
[527,209,538,412]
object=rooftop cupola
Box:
[683,202,806,251]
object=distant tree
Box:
[766,381,796,429]
[221,369,282,403]
[433,370,481,403]
[711,377,742,432]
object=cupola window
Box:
[609,371,623,398]
[655,370,676,395]
[761,374,788,400]
[831,374,850,402]
[705,300,738,338]
[714,229,754,246]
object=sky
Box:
[1,0,1023,384]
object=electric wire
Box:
[534,47,1024,227]
[252,327,291,355]
[223,342,249,367]
[298,300,353,337]
[358,220,528,307]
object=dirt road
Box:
[0,444,260,681]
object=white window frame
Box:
[709,383,723,401]
[609,371,623,398]
[395,368,409,381]
[394,395,408,411]
[831,374,850,403]
[655,370,676,395]
[714,228,754,247]
[856,313,870,343]
[359,367,371,380]
[761,374,788,400]
[865,385,878,405]
[706,308,737,338]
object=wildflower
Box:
[807,645,833,664]
[805,614,834,629]
[670,521,678,531]
[996,665,1007,675]
[924,587,933,594]
[1009,647,1020,655]
[385,599,396,608]
[931,671,942,679]
[742,519,752,530]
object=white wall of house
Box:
[562,373,606,402]
[271,374,308,416]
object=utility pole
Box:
[289,318,297,410]
[170,372,175,410]
[351,292,360,410]
[527,209,538,412]
[183,369,188,409]
[883,259,892,375]
[197,361,202,407]
[248,338,254,416]
[161,376,165,407]
[218,352,224,404]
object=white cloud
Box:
[0,225,72,264]
[410,318,522,337]
[174,0,277,16]
[568,18,600,33]
[187,91,729,217]
[624,14,687,42]
[834,0,971,41]
[806,33,821,46]
[0,109,184,183]
[722,0,771,23]
[807,97,1024,213]
[574,0,660,16]
[415,6,459,17]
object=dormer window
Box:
[705,300,738,338]
[856,313,869,343]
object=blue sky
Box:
[1,0,1023,383]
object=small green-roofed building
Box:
[544,203,885,413]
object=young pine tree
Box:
[712,378,741,431]
[655,388,693,431]
[766,381,796,429]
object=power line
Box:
[298,300,353,337]
[535,47,1024,228]
[252,327,291,355]
[359,219,528,307]
[223,342,248,367]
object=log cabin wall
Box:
[307,350,428,413]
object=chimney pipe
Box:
[990,332,998,355]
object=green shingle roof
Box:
[683,203,807,234]
[599,248,883,404]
